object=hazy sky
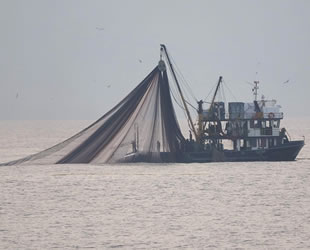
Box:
[0,0,309,120]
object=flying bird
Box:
[16,93,19,99]
[106,84,111,88]
[283,79,290,84]
[96,27,104,31]
[139,59,142,63]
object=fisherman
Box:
[225,122,232,136]
[280,128,289,143]
[132,141,137,153]
[157,141,161,152]
[189,130,193,142]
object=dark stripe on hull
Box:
[184,140,304,163]
[122,140,304,163]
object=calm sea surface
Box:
[0,119,310,249]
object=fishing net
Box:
[1,63,185,165]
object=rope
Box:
[222,79,238,102]
[168,53,198,103]
[203,80,218,102]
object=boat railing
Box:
[202,112,284,121]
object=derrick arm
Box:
[209,76,223,113]
[202,76,223,133]
[160,44,198,141]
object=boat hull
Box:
[121,140,304,163]
[182,140,305,163]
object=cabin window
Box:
[250,120,255,128]
[254,120,258,128]
[242,140,249,149]
[258,121,262,128]
[254,120,261,128]
[224,140,234,150]
[240,140,244,148]
[250,139,257,147]
[257,138,261,147]
[273,120,280,128]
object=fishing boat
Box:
[1,45,304,166]
[160,44,305,162]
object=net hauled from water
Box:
[1,65,185,165]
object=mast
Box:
[253,80,259,101]
[201,76,223,134]
[197,100,204,142]
[209,76,223,112]
[160,44,198,141]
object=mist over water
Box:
[0,119,309,249]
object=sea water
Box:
[0,119,309,249]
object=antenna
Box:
[253,80,259,101]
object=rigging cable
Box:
[163,52,197,110]
[203,79,218,102]
[221,82,227,111]
[163,53,196,133]
[168,52,198,103]
[164,59,192,123]
[170,85,187,112]
[222,79,238,102]
[186,100,198,112]
[174,70,194,106]
[168,54,199,133]
[169,85,195,133]
[165,60,187,111]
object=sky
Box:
[0,0,309,120]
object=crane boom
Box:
[160,44,198,141]
[209,76,223,112]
